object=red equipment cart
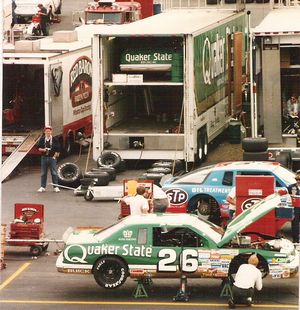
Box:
[7,203,49,256]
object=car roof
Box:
[212,161,280,172]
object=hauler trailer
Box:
[92,8,247,165]
[2,29,93,181]
[251,7,300,169]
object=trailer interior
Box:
[102,36,184,151]
[3,64,45,133]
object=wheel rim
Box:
[197,202,210,216]
[100,261,121,284]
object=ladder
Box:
[1,131,41,182]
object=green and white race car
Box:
[56,193,299,289]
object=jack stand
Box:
[133,279,148,298]
[173,275,189,302]
[220,278,233,298]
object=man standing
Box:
[37,3,49,36]
[287,172,300,243]
[228,254,263,308]
[122,186,150,215]
[37,126,60,192]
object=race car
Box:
[56,193,299,289]
[162,161,295,224]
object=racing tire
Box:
[84,190,94,201]
[84,171,110,186]
[147,167,172,175]
[80,178,94,186]
[96,152,121,169]
[90,167,117,181]
[152,160,183,174]
[275,152,292,169]
[242,137,268,152]
[57,162,82,188]
[116,160,126,173]
[139,173,165,186]
[93,256,128,289]
[30,245,43,256]
[243,151,269,161]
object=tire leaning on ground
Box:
[96,152,121,169]
[152,160,183,174]
[57,162,82,188]
[84,171,110,186]
[242,137,268,152]
[147,167,172,175]
[90,167,117,181]
[243,151,269,161]
[93,256,128,289]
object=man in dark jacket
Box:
[37,3,49,36]
[288,171,300,243]
[37,126,61,192]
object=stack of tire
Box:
[242,137,269,161]
[138,160,184,186]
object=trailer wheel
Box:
[188,195,221,226]
[275,152,292,169]
[97,152,121,169]
[84,172,110,186]
[30,245,43,256]
[90,167,117,181]
[147,167,172,175]
[93,256,128,289]
[57,162,82,187]
[84,190,94,201]
[242,137,268,152]
[243,151,269,161]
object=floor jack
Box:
[173,275,189,302]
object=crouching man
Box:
[228,254,262,308]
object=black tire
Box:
[152,160,183,174]
[84,190,94,201]
[243,151,269,161]
[80,178,94,187]
[139,173,165,186]
[147,167,172,175]
[188,195,221,226]
[57,162,82,187]
[97,152,121,169]
[30,245,43,256]
[90,167,116,181]
[93,256,128,289]
[242,137,268,152]
[84,171,110,186]
[275,152,292,169]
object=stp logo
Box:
[241,198,261,211]
[166,188,188,205]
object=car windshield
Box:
[86,12,122,24]
[172,165,213,184]
[274,166,295,186]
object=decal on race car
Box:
[241,198,261,211]
[165,188,188,205]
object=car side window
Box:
[222,171,233,186]
[152,227,204,247]
[237,171,282,187]
[137,228,147,245]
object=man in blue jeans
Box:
[37,126,61,192]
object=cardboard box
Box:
[112,74,127,83]
[127,74,143,84]
[15,40,41,52]
[53,31,78,42]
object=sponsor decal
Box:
[65,268,91,274]
[210,252,221,260]
[191,187,230,194]
[121,49,173,65]
[69,56,92,108]
[198,250,211,259]
[241,198,261,211]
[166,188,188,205]
[64,244,152,263]
[118,229,136,241]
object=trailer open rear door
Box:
[1,131,41,182]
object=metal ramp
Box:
[1,131,41,182]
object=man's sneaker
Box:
[54,187,60,193]
[228,298,235,309]
[37,187,46,192]
[246,297,253,306]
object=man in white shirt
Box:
[152,184,170,213]
[228,254,262,308]
[122,186,149,215]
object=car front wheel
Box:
[93,256,128,289]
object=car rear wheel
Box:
[93,256,128,289]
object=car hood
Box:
[217,193,282,247]
[64,227,103,245]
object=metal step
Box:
[1,131,41,182]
